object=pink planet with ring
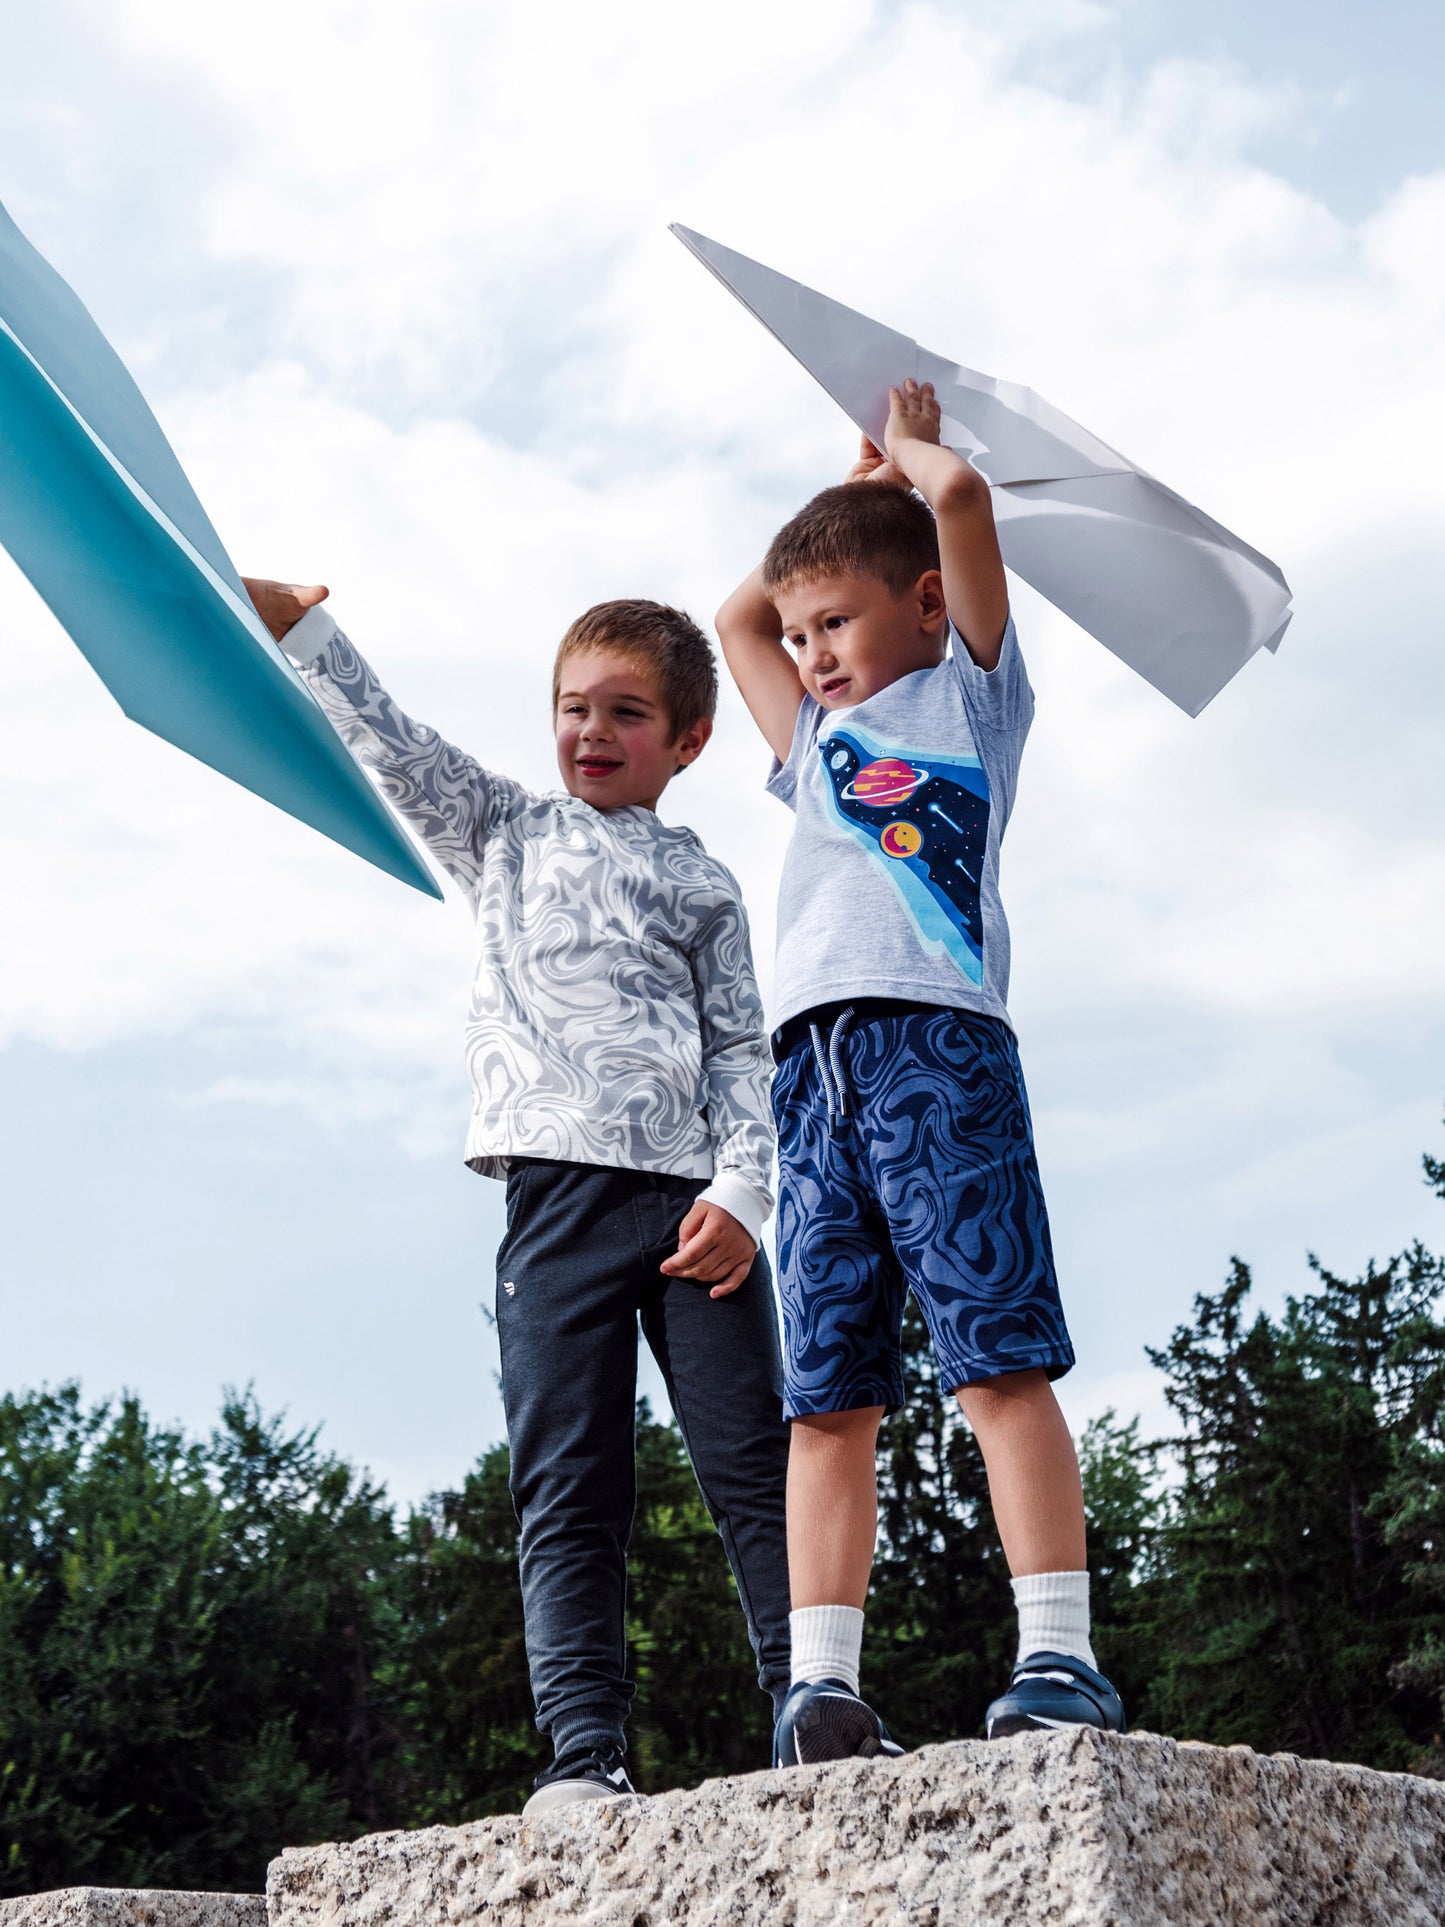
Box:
[842,757,928,806]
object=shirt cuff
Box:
[284,602,340,663]
[695,1171,771,1247]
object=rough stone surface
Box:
[265,1728,1445,1926]
[0,1894,262,1927]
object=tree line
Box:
[3,1134,1443,1895]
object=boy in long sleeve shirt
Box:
[246,583,790,1814]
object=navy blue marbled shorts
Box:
[772,1000,1074,1417]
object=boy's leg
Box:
[953,1369,1086,1578]
[857,1006,1122,1736]
[786,1405,884,1610]
[953,1371,1113,1730]
[769,1030,909,1762]
[495,1160,646,1767]
[635,1178,792,1720]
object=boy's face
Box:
[554,647,710,812]
[774,568,949,709]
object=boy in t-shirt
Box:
[715,379,1125,1762]
[243,581,791,1813]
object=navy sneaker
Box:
[985,1651,1127,1739]
[521,1742,639,1817]
[773,1677,906,1767]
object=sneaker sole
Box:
[788,1690,894,1765]
[987,1712,1125,1739]
[521,1780,637,1818]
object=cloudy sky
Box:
[3,0,1443,1503]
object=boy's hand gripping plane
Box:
[672,224,1292,718]
[0,198,441,898]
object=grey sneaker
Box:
[521,1743,639,1817]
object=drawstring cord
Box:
[808,1006,857,1133]
[808,1023,834,1128]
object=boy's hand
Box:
[876,379,1009,671]
[883,378,942,461]
[846,432,910,490]
[242,577,330,642]
[660,1201,755,1299]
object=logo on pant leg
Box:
[502,1280,516,1297]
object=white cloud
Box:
[2,0,1442,1283]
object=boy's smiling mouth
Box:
[576,755,624,778]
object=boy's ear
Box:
[915,568,949,637]
[672,714,713,773]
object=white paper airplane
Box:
[672,224,1293,717]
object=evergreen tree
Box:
[1077,1407,1163,1712]
[400,1400,771,1813]
[9,1118,1445,1892]
[1376,1127,1445,1767]
[1135,1230,1445,1767]
[0,1386,407,1897]
[863,1298,1014,1745]
[399,1444,538,1819]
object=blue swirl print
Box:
[773,1006,1073,1415]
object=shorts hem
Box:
[783,1385,905,1421]
[939,1348,1075,1393]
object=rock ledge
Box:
[0,1892,263,1927]
[266,1727,1445,1926]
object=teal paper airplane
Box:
[0,198,441,898]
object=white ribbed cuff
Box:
[1012,1570,1095,1670]
[283,601,340,663]
[789,1604,865,1694]
[695,1171,770,1247]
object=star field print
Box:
[818,728,991,982]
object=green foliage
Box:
[0,1386,405,1896]
[1077,1407,1164,1712]
[397,1444,538,1821]
[864,1297,1014,1744]
[1128,1233,1445,1768]
[7,1116,1445,1893]
[397,1400,768,1818]
[623,1403,772,1791]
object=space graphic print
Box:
[818,725,990,986]
[767,617,1033,1034]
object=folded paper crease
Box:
[672,223,1293,717]
[0,198,441,898]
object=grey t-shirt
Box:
[766,616,1032,1032]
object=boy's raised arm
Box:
[715,566,805,765]
[882,381,1010,672]
[242,575,523,892]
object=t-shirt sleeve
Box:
[949,613,1034,738]
[286,606,529,892]
[955,616,1032,736]
[764,695,824,810]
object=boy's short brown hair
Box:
[552,599,718,739]
[761,480,940,599]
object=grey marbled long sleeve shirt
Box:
[286,604,774,1240]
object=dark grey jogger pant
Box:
[494,1157,792,1763]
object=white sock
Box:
[789,1604,865,1694]
[1012,1571,1096,1670]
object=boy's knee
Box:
[789,1405,885,1454]
[955,1367,1055,1428]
